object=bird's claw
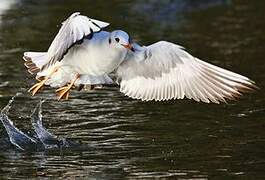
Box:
[56,85,71,100]
[28,81,45,96]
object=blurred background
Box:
[0,0,264,179]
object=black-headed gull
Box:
[24,12,257,103]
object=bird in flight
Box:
[23,12,257,103]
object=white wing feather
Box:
[42,12,109,70]
[116,41,257,103]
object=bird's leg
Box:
[56,74,80,100]
[28,67,59,96]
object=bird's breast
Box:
[61,38,126,76]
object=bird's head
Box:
[109,30,134,52]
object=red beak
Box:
[122,43,134,51]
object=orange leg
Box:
[56,74,80,100]
[28,67,59,96]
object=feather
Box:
[116,41,257,103]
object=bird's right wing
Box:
[24,12,109,71]
[116,41,257,103]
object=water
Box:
[0,97,90,152]
[0,94,37,151]
[0,0,264,179]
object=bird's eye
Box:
[115,38,120,43]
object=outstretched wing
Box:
[116,41,257,103]
[42,12,109,70]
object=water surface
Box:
[0,0,264,179]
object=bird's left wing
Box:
[116,41,257,103]
[42,12,109,70]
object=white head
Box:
[108,30,134,51]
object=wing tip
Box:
[23,55,41,75]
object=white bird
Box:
[23,12,257,103]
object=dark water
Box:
[0,0,264,179]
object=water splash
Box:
[0,95,86,151]
[30,100,88,151]
[30,100,89,150]
[0,94,37,151]
[31,100,61,149]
